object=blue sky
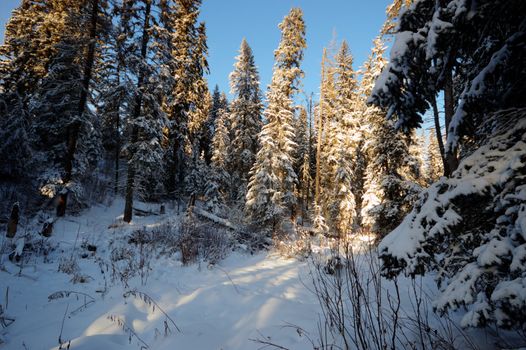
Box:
[1,0,391,101]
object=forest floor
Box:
[0,199,323,349]
[0,199,511,350]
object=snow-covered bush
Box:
[379,109,526,329]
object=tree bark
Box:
[167,103,185,197]
[6,203,19,239]
[123,0,152,223]
[114,68,121,195]
[430,95,448,176]
[443,69,459,174]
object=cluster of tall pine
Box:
[0,0,215,221]
[244,8,444,238]
[0,1,445,238]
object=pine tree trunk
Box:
[6,203,19,239]
[114,68,121,195]
[431,96,448,176]
[167,104,185,197]
[123,0,152,223]
[56,192,68,217]
[315,104,323,207]
[305,94,313,215]
[315,52,327,207]
[123,135,137,222]
[443,70,459,174]
[444,69,454,136]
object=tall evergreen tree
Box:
[360,37,420,236]
[28,0,108,214]
[97,0,133,194]
[206,94,230,213]
[164,0,209,195]
[294,106,311,220]
[315,41,360,237]
[330,41,360,236]
[228,38,263,200]
[123,0,166,222]
[246,8,306,230]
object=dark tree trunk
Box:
[123,0,152,223]
[60,0,99,216]
[56,192,68,217]
[123,138,137,222]
[443,70,459,174]
[6,203,19,239]
[444,69,454,135]
[431,95,449,176]
[167,104,185,197]
[114,69,121,195]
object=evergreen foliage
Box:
[228,39,263,200]
[246,8,306,230]
[360,37,421,236]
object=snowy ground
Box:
[0,199,513,350]
[1,200,322,350]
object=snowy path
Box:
[1,201,321,350]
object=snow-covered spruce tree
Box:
[407,130,427,186]
[0,0,51,179]
[245,8,306,231]
[163,0,209,196]
[330,41,360,236]
[375,0,526,331]
[0,0,67,100]
[317,50,336,215]
[228,38,263,201]
[370,0,526,176]
[294,106,312,221]
[205,95,230,213]
[313,49,335,232]
[96,0,134,194]
[316,41,359,237]
[360,37,420,237]
[211,103,231,168]
[380,108,526,330]
[29,0,107,214]
[198,87,217,165]
[123,0,166,222]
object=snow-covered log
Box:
[191,207,238,231]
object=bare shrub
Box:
[109,245,137,288]
[177,214,232,265]
[310,243,479,350]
